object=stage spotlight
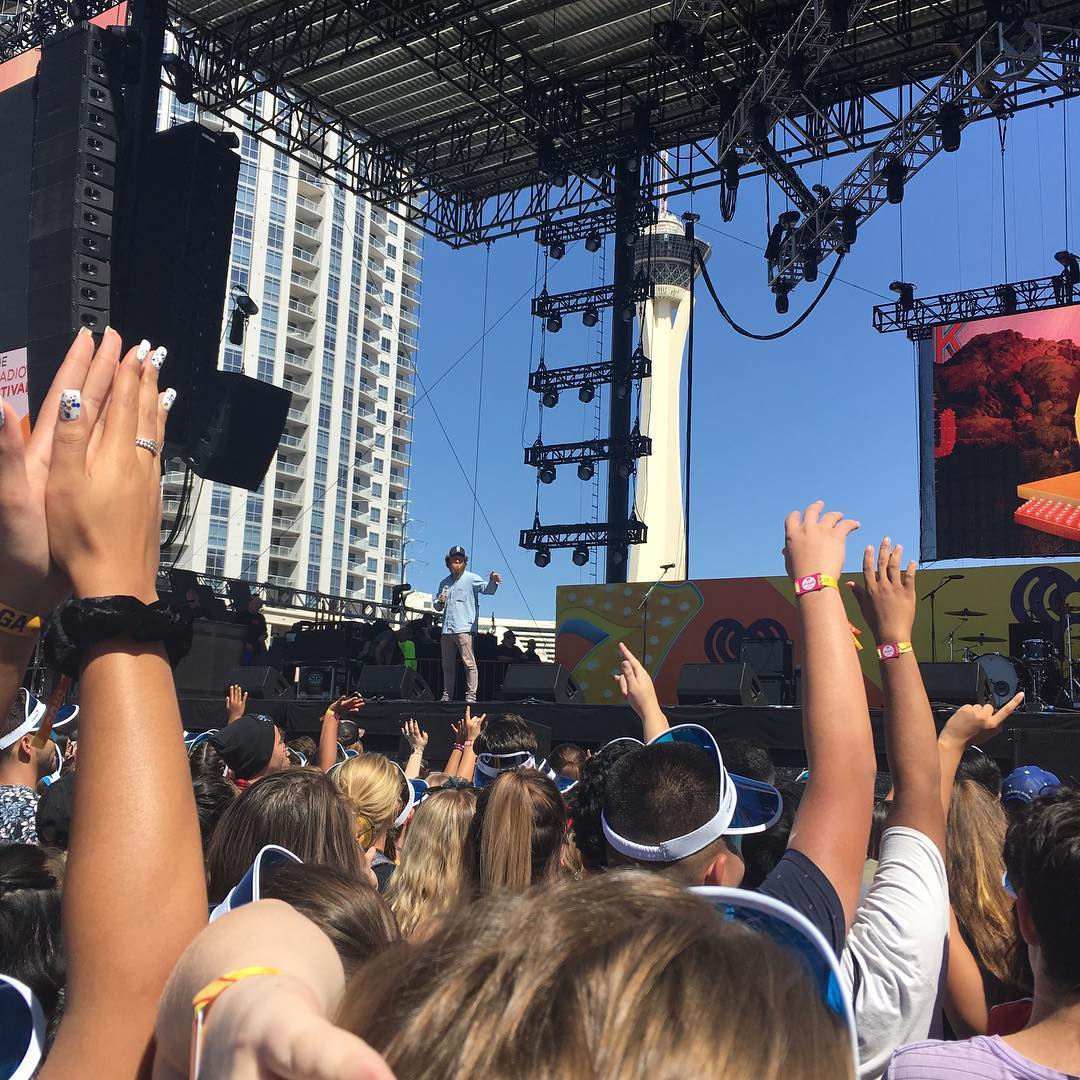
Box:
[778,210,801,229]
[534,546,551,568]
[572,543,590,567]
[616,460,632,479]
[938,103,963,152]
[228,307,246,346]
[162,53,195,105]
[538,464,557,485]
[621,227,639,249]
[812,183,832,201]
[577,461,595,481]
[802,248,819,282]
[232,289,259,317]
[585,231,602,252]
[549,240,566,261]
[578,382,595,404]
[621,303,635,323]
[829,0,850,33]
[541,388,559,409]
[546,312,563,333]
[750,102,770,143]
[884,157,906,204]
[764,222,786,263]
[1055,250,1080,286]
[889,280,916,311]
[722,152,741,191]
[774,290,790,315]
[839,205,859,246]
[614,380,630,400]
[995,284,1018,314]
[582,306,599,328]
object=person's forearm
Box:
[938,730,966,819]
[880,652,944,852]
[317,710,338,773]
[457,743,476,781]
[944,907,989,1037]
[51,643,205,1078]
[640,703,669,743]
[152,900,346,1080]
[445,747,463,775]
[404,747,423,779]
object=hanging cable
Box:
[998,116,1010,279]
[684,217,697,579]
[1065,95,1071,251]
[697,248,846,340]
[469,243,491,554]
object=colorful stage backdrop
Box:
[556,562,1080,706]
[919,307,1080,560]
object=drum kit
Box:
[943,607,1080,711]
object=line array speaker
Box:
[677,662,766,707]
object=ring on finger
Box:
[134,436,159,456]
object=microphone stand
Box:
[920,577,960,663]
[639,565,674,660]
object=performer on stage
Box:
[433,546,500,703]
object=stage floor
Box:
[179,696,1080,774]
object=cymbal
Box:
[946,609,987,618]
[959,634,1006,644]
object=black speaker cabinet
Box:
[918,662,992,706]
[739,638,794,678]
[498,663,581,704]
[172,621,247,696]
[225,666,294,700]
[1012,728,1080,785]
[677,663,766,707]
[297,664,361,701]
[357,665,433,701]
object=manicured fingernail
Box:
[136,339,151,362]
[161,388,177,412]
[151,346,167,370]
[59,389,81,421]
[79,326,93,336]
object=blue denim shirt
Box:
[434,570,498,634]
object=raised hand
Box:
[46,332,173,602]
[783,500,860,584]
[464,705,485,742]
[489,571,502,585]
[225,684,248,723]
[329,693,364,718]
[846,538,917,644]
[941,693,1025,748]
[613,641,668,740]
[402,717,428,752]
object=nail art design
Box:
[59,389,81,422]
[136,339,151,362]
[151,346,168,370]
[162,388,177,412]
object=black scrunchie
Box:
[43,596,194,679]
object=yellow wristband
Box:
[0,602,42,636]
[191,966,281,1079]
[793,573,838,597]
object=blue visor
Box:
[691,886,858,1072]
[209,844,302,922]
[0,691,77,752]
[185,729,218,753]
[0,975,44,1080]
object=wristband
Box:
[876,641,913,660]
[793,573,838,597]
[43,596,193,678]
[191,966,281,1080]
[462,739,473,748]
[453,743,465,752]
[0,601,42,637]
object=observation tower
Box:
[629,211,710,583]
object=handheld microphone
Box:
[661,563,676,570]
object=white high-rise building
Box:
[629,211,709,583]
[156,90,421,605]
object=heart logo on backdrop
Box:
[1010,566,1080,628]
[704,617,790,664]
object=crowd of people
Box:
[0,329,1078,1079]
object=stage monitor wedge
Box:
[677,663,766,707]
[499,663,581,704]
[358,665,434,702]
[918,661,992,706]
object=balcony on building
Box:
[369,210,388,235]
[273,485,303,507]
[291,244,320,273]
[287,296,317,325]
[286,322,315,349]
[296,164,324,199]
[402,238,423,260]
[356,379,378,401]
[279,431,308,453]
[395,374,415,396]
[271,511,300,532]
[293,219,322,253]
[398,329,419,350]
[363,305,381,328]
[276,459,305,482]
[402,260,420,284]
[285,405,309,430]
[281,375,310,402]
[390,449,411,468]
[294,191,324,224]
[268,537,300,561]
[283,351,312,375]
[396,351,415,373]
[267,569,297,587]
[290,269,319,300]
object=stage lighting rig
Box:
[549,240,565,260]
[577,461,594,481]
[884,158,906,204]
[525,432,652,475]
[582,306,599,327]
[538,463,557,485]
[528,353,652,400]
[534,546,551,568]
[774,289,790,314]
[889,281,916,311]
[541,387,559,409]
[531,278,654,324]
[228,288,259,345]
[996,284,1018,314]
[546,312,563,333]
[520,520,648,559]
[585,231,601,252]
[535,204,658,253]
[938,103,964,152]
[572,543,590,567]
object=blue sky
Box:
[405,102,1080,622]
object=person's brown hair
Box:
[385,787,477,935]
[337,871,853,1079]
[464,769,566,895]
[205,769,363,903]
[260,863,399,977]
[548,742,588,782]
[947,777,1021,988]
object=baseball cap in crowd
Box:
[0,974,45,1080]
[447,546,467,560]
[0,689,78,753]
[208,715,276,780]
[602,724,783,862]
[691,886,858,1072]
[184,729,218,753]
[36,772,75,849]
[1002,766,1061,805]
[473,750,577,793]
[209,844,302,922]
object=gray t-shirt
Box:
[887,1036,1080,1079]
[843,826,950,1080]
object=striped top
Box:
[886,1036,1079,1079]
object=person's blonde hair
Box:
[464,769,566,895]
[334,753,402,848]
[947,777,1020,987]
[338,871,854,1079]
[385,787,477,935]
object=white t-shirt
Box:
[842,826,950,1080]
